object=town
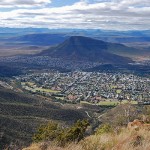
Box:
[0,56,102,70]
[15,71,150,105]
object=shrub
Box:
[32,119,90,146]
[95,124,113,135]
[57,119,90,146]
[32,121,61,143]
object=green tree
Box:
[95,124,113,135]
[32,120,90,146]
[57,119,90,146]
[32,121,60,142]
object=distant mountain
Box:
[96,36,150,43]
[9,33,68,46]
[0,27,51,34]
[1,28,150,47]
[39,36,134,64]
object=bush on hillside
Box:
[32,121,61,143]
[95,124,113,135]
[57,119,90,146]
[32,120,90,146]
[142,106,150,123]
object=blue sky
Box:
[51,0,79,7]
[0,0,150,30]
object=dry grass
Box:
[23,127,150,150]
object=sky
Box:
[0,0,150,30]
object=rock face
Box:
[127,119,150,130]
[39,36,133,64]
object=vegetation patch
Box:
[33,120,90,146]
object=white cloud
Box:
[0,0,150,30]
[0,0,51,7]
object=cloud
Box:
[0,0,150,30]
[0,0,51,7]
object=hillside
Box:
[1,85,149,150]
[23,127,150,150]
[0,65,22,77]
[39,36,136,64]
[23,104,150,150]
[0,87,88,149]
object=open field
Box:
[34,88,60,93]
[0,42,47,56]
[0,49,41,56]
[55,96,65,100]
[99,100,138,106]
[21,82,61,94]
[81,100,138,106]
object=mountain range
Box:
[9,34,68,46]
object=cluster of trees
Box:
[32,119,90,146]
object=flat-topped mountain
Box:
[39,36,134,64]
